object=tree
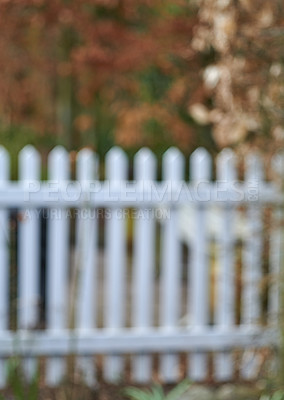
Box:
[0,0,209,157]
[189,0,284,154]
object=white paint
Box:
[0,147,9,388]
[75,148,98,386]
[0,145,278,385]
[132,148,156,383]
[188,148,211,381]
[241,153,264,380]
[214,149,236,381]
[104,147,128,382]
[160,147,184,382]
[46,146,70,385]
[18,145,41,380]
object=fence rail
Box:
[0,145,282,386]
[0,182,279,206]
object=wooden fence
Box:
[0,145,282,386]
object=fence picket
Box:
[160,147,184,382]
[18,145,41,379]
[132,148,156,383]
[188,148,211,381]
[214,149,236,381]
[269,154,284,326]
[103,147,128,382]
[46,146,70,385]
[241,154,264,380]
[0,147,9,388]
[0,145,279,385]
[75,149,98,386]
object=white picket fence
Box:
[0,144,282,386]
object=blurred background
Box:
[0,0,284,168]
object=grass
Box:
[0,358,39,400]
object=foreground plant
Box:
[259,391,284,400]
[0,358,39,400]
[123,379,190,400]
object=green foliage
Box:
[259,390,284,400]
[92,96,116,156]
[123,379,191,400]
[165,3,183,16]
[138,67,173,103]
[0,123,59,179]
[0,358,39,400]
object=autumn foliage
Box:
[0,0,283,156]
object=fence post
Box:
[270,153,284,381]
[46,146,70,386]
[214,148,236,381]
[0,147,9,388]
[132,148,156,383]
[188,147,211,381]
[160,147,184,382]
[75,148,98,386]
[241,153,264,379]
[104,147,128,382]
[18,145,41,380]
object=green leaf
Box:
[123,387,153,400]
[27,367,40,400]
[7,359,26,400]
[166,379,191,400]
[271,391,284,400]
[151,385,165,400]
